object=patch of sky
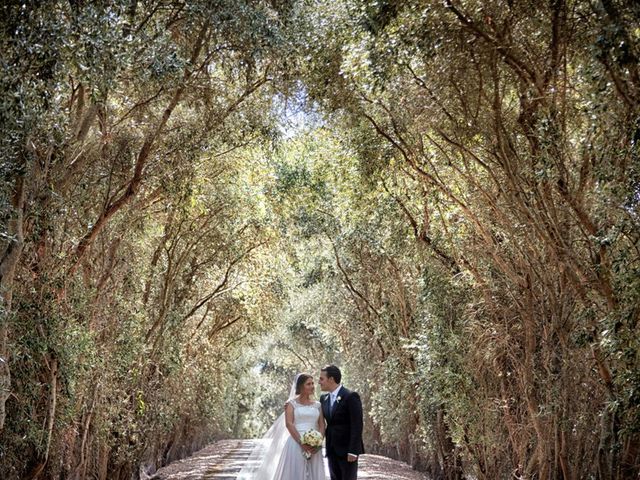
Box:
[272,84,325,140]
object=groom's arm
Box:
[347,392,364,459]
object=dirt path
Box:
[151,439,428,480]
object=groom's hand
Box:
[347,454,358,462]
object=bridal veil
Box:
[236,374,300,480]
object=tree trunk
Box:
[0,174,26,431]
[435,405,463,480]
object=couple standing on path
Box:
[238,365,365,480]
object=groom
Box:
[319,365,364,480]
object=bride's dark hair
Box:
[295,373,313,394]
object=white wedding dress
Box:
[271,398,325,480]
[237,395,325,480]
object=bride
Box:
[238,373,326,480]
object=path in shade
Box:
[151,439,428,480]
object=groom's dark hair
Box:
[322,365,341,384]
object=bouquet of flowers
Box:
[300,429,323,459]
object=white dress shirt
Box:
[329,385,342,409]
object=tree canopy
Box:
[1,1,638,479]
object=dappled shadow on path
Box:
[357,454,427,480]
[152,439,428,480]
[151,440,255,480]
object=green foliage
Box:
[1,1,639,479]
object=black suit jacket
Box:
[321,386,365,457]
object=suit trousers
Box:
[327,452,358,480]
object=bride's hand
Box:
[301,444,315,454]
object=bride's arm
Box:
[317,404,326,437]
[284,402,302,445]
